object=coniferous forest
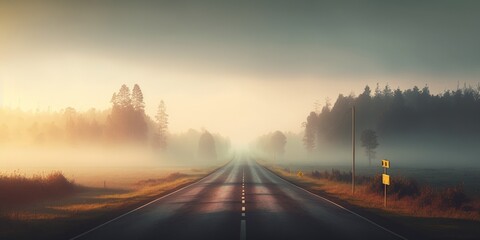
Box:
[0,84,230,161]
[302,84,480,164]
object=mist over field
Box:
[0,83,233,189]
[252,84,480,170]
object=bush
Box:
[311,170,322,178]
[311,169,473,212]
[367,174,384,194]
[367,175,420,199]
[311,169,371,184]
[440,185,468,209]
[391,176,420,199]
[0,171,75,206]
[417,186,436,207]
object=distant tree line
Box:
[303,84,480,150]
[255,131,287,161]
[0,84,170,148]
[0,84,232,161]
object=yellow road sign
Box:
[382,159,390,168]
[382,174,390,185]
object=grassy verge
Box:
[263,163,480,240]
[0,170,211,240]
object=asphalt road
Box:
[72,156,405,240]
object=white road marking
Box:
[70,161,233,240]
[240,219,246,240]
[259,163,408,240]
[240,167,246,240]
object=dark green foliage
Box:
[360,129,379,165]
[305,84,480,146]
[303,112,318,152]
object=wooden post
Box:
[352,106,356,195]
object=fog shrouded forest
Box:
[253,84,480,168]
[0,84,231,167]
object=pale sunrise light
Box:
[1,2,480,239]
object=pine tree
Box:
[117,84,131,109]
[303,112,317,152]
[155,100,169,149]
[111,93,119,108]
[360,129,379,166]
[131,84,145,113]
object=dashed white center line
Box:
[240,220,246,240]
[240,167,246,240]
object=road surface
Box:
[72,156,405,240]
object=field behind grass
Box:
[0,167,214,240]
[277,163,480,196]
[263,162,480,240]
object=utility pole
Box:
[352,106,356,194]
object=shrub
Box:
[311,170,321,178]
[311,169,371,184]
[367,174,384,194]
[390,176,420,199]
[367,175,420,199]
[0,171,75,206]
[440,185,468,209]
[417,186,436,207]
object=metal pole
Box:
[384,168,387,208]
[352,106,356,194]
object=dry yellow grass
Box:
[50,203,115,212]
[271,166,480,221]
[1,171,205,222]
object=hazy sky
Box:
[1,1,480,146]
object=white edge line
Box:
[259,162,408,240]
[70,161,232,240]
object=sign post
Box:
[381,159,390,208]
[352,106,355,195]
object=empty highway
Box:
[72,156,405,240]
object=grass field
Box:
[263,162,480,239]
[0,168,213,240]
[276,163,480,196]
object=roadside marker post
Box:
[381,159,390,208]
[352,106,356,195]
